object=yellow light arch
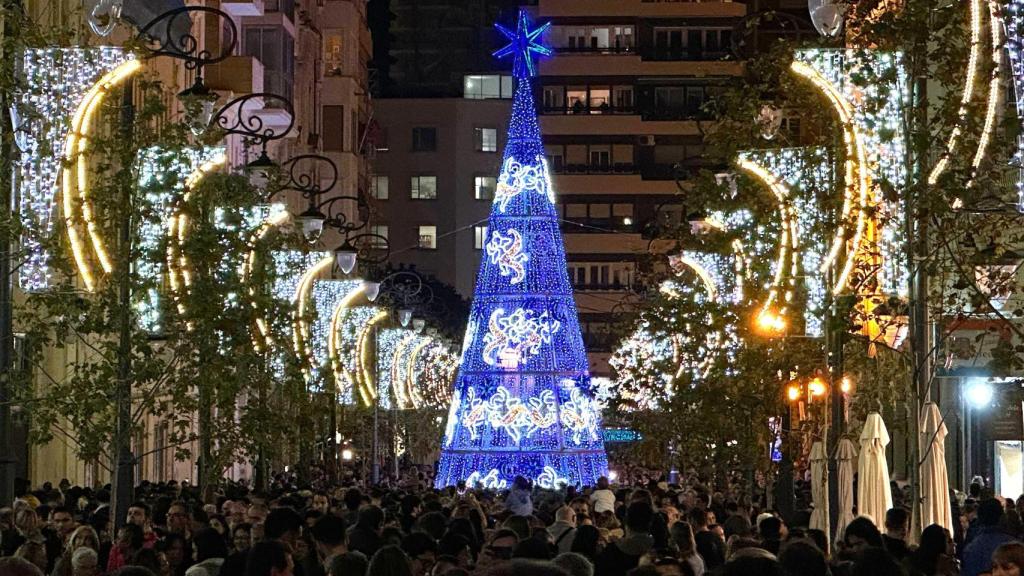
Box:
[328,283,369,400]
[737,158,799,332]
[406,337,433,408]
[790,60,871,295]
[62,59,143,291]
[356,310,389,406]
[293,257,336,371]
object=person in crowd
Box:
[127,503,159,550]
[366,545,413,576]
[185,528,228,576]
[246,541,293,576]
[328,552,368,576]
[131,547,168,576]
[163,533,192,576]
[69,547,99,576]
[963,499,1019,576]
[778,540,828,576]
[49,507,77,545]
[52,525,101,576]
[476,529,519,574]
[549,507,578,554]
[843,517,886,557]
[688,507,724,571]
[590,478,616,516]
[230,524,252,555]
[992,541,1024,576]
[167,503,193,541]
[0,556,46,576]
[348,506,385,559]
[595,501,655,576]
[883,508,912,563]
[905,524,958,576]
[670,522,704,576]
[108,523,145,573]
[851,547,907,576]
[17,541,50,574]
[758,516,784,556]
[504,477,533,517]
[552,552,594,576]
[568,525,604,563]
[400,532,436,576]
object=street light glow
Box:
[965,379,994,408]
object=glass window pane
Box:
[418,225,437,249]
[371,176,389,200]
[475,176,496,200]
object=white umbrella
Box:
[835,436,857,544]
[809,440,830,542]
[919,402,953,532]
[857,412,893,531]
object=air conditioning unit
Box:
[638,135,655,146]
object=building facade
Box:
[13,0,372,487]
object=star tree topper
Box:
[493,9,552,79]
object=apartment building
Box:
[14,0,372,486]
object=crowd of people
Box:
[0,472,1021,576]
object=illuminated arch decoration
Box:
[62,57,144,291]
[294,270,358,389]
[1005,0,1024,209]
[790,49,909,299]
[393,333,433,409]
[164,165,260,323]
[136,147,228,333]
[738,148,830,336]
[241,221,314,352]
[416,341,459,409]
[355,309,389,406]
[376,328,411,409]
[931,0,1003,190]
[15,47,131,292]
[327,294,374,404]
[611,235,747,410]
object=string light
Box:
[436,10,608,488]
[970,0,1002,180]
[356,309,389,406]
[1006,0,1024,209]
[931,0,984,185]
[17,47,129,291]
[63,58,142,291]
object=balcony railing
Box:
[638,105,712,121]
[552,45,636,55]
[552,163,638,175]
[542,104,636,115]
[643,49,732,62]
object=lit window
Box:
[474,225,488,250]
[371,176,389,200]
[369,224,389,247]
[474,176,496,200]
[411,176,437,199]
[464,75,514,99]
[475,127,498,152]
[418,225,437,249]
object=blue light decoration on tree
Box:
[435,10,608,489]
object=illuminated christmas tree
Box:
[435,10,608,489]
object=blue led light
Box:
[435,11,608,489]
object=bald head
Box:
[556,506,576,524]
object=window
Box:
[324,33,343,75]
[370,176,389,200]
[567,88,587,113]
[589,87,611,112]
[418,226,437,249]
[412,127,437,152]
[475,127,498,152]
[589,147,611,169]
[474,225,488,249]
[323,105,345,152]
[474,176,496,200]
[543,86,565,111]
[614,86,634,110]
[463,75,514,99]
[566,204,588,219]
[411,176,437,199]
[369,225,389,247]
[244,26,294,102]
[545,145,565,172]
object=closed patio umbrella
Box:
[857,411,893,530]
[920,402,953,532]
[835,436,857,544]
[809,440,830,542]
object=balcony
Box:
[539,0,746,18]
[541,114,703,136]
[643,49,733,62]
[554,163,638,175]
[205,56,264,95]
[222,0,264,16]
[539,54,743,78]
[542,104,636,115]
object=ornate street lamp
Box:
[205,92,296,187]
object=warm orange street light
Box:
[808,376,827,397]
[787,384,801,402]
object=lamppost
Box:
[89,4,241,524]
[363,270,435,485]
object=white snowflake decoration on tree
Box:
[481,308,561,367]
[493,155,555,212]
[486,229,529,284]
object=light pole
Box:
[363,270,434,485]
